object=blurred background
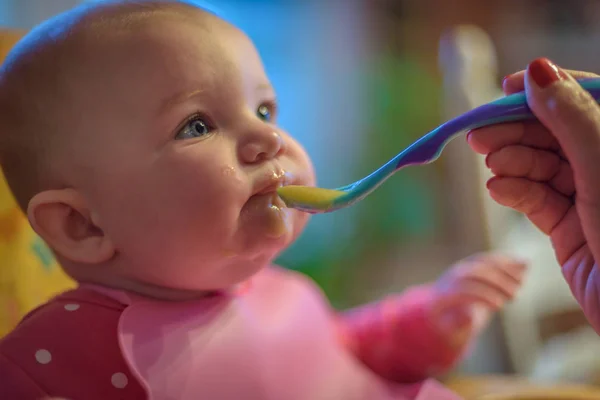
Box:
[1,0,599,386]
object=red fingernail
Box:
[528,57,567,88]
[501,74,512,86]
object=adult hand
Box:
[467,57,600,332]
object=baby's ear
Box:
[27,189,115,264]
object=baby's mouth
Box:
[246,176,289,213]
[251,169,294,202]
[243,171,294,238]
[267,190,286,209]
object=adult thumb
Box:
[524,58,600,203]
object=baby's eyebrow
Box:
[160,89,205,114]
[160,84,274,113]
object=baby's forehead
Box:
[36,8,237,91]
[73,6,230,54]
[83,7,253,72]
[8,2,270,123]
[88,15,262,83]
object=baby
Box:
[0,1,526,399]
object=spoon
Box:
[277,77,600,214]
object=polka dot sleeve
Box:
[0,351,48,398]
[0,288,147,399]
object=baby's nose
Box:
[239,129,283,163]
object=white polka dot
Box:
[64,303,80,311]
[35,349,52,364]
[111,372,128,389]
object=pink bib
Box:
[87,269,461,400]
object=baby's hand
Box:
[429,253,527,347]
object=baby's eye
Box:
[175,115,213,140]
[257,104,273,122]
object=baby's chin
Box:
[229,211,306,268]
[237,191,310,251]
[236,225,294,262]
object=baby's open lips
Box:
[247,170,296,210]
[252,170,293,196]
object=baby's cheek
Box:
[294,148,315,183]
[179,165,247,230]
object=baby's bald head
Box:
[0,1,226,211]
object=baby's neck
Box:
[61,255,255,302]
[78,276,237,302]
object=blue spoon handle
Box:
[343,77,600,198]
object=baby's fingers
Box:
[441,282,507,310]
[470,253,527,284]
[460,264,520,299]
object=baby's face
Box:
[68,16,314,291]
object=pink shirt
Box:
[0,267,464,399]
